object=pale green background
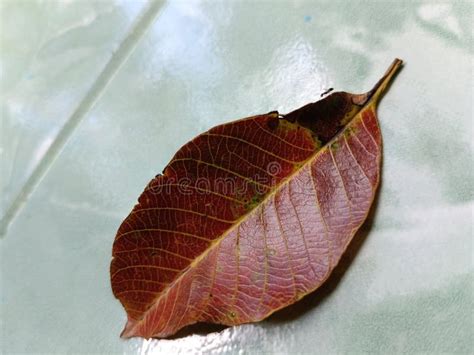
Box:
[1,0,472,354]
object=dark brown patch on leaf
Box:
[283,92,359,144]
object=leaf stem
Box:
[367,58,403,105]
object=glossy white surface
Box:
[0,0,149,219]
[1,1,472,353]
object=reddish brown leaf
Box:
[110,59,403,339]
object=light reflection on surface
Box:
[126,323,294,355]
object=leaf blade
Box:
[111,59,402,338]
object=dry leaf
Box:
[110,59,403,338]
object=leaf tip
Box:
[120,318,139,339]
